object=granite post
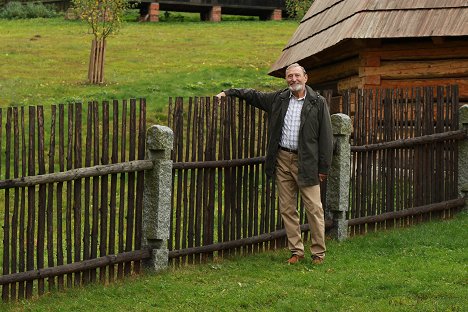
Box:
[459,105,468,212]
[142,125,173,271]
[327,113,353,241]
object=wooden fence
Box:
[0,86,465,301]
[345,86,463,234]
[0,99,147,301]
[168,86,465,263]
[168,96,284,264]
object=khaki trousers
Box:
[276,149,326,258]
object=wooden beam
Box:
[169,219,334,258]
[362,44,468,61]
[306,57,360,84]
[360,55,380,67]
[362,75,381,86]
[0,160,154,189]
[173,156,265,170]
[0,250,151,285]
[337,75,361,91]
[351,130,466,152]
[348,198,465,226]
[360,59,468,79]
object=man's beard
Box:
[289,84,303,92]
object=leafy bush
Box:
[0,1,58,19]
[24,1,57,18]
[285,0,314,21]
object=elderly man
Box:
[216,63,333,264]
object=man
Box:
[216,63,333,265]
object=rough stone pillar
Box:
[149,2,159,22]
[327,113,353,241]
[209,5,221,22]
[142,125,173,271]
[270,9,282,21]
[459,105,468,211]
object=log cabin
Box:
[268,0,468,112]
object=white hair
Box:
[285,63,306,75]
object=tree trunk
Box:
[88,38,106,84]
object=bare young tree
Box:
[72,0,130,84]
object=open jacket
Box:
[224,85,333,186]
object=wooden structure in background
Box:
[269,0,468,111]
[139,0,285,22]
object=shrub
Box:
[285,0,314,21]
[0,1,58,19]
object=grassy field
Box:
[0,16,297,124]
[2,212,466,312]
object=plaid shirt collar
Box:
[289,89,307,101]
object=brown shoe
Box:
[312,256,324,265]
[287,254,304,264]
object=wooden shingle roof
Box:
[269,0,468,76]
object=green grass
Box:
[0,17,297,124]
[2,213,466,312]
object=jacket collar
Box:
[304,85,319,103]
[300,85,319,129]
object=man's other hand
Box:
[319,174,327,183]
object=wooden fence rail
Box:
[0,99,147,301]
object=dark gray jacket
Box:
[224,85,333,186]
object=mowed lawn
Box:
[2,213,467,312]
[0,17,297,123]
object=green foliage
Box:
[285,0,314,21]
[71,0,132,39]
[0,1,58,19]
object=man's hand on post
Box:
[215,91,226,100]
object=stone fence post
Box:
[459,105,468,212]
[327,113,353,241]
[142,125,173,271]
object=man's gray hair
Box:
[286,63,307,75]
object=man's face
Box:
[285,66,308,93]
